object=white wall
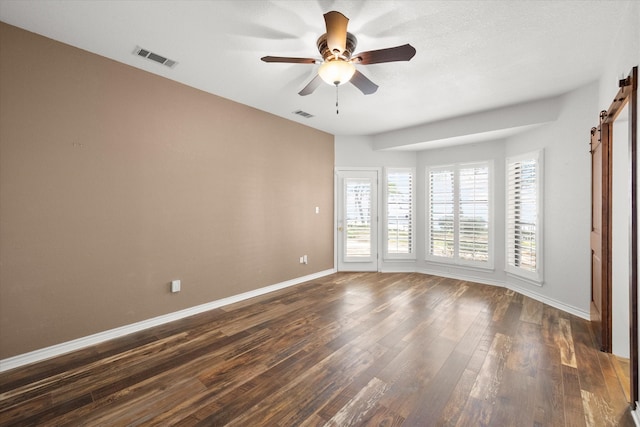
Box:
[504,82,597,316]
[598,1,640,109]
[335,135,416,168]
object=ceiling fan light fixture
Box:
[318,59,356,86]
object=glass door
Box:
[337,170,378,272]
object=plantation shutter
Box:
[427,161,493,269]
[428,168,455,258]
[386,169,414,256]
[506,155,539,276]
[458,165,490,262]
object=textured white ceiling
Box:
[0,0,631,137]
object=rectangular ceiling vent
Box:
[293,110,314,119]
[133,46,178,68]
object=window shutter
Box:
[428,168,455,258]
[426,161,493,269]
[506,152,542,282]
[458,165,490,262]
[386,169,414,256]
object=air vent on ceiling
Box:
[133,46,178,68]
[293,110,314,119]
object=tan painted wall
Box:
[0,22,334,359]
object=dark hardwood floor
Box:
[0,272,634,426]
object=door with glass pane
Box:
[337,170,378,272]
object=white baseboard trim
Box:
[505,282,590,320]
[416,267,590,320]
[379,267,418,273]
[632,404,640,427]
[416,267,506,288]
[0,269,336,373]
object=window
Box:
[506,150,543,283]
[384,168,415,259]
[345,177,373,259]
[459,165,490,262]
[426,162,492,268]
[428,167,455,258]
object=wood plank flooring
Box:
[0,272,634,426]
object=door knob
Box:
[338,227,343,231]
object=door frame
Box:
[334,167,382,272]
[591,120,611,353]
[593,66,638,408]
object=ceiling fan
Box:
[261,11,416,96]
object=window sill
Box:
[383,257,417,262]
[424,258,495,273]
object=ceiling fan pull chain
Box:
[335,83,339,114]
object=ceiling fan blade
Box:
[350,70,378,95]
[298,74,323,96]
[352,44,416,65]
[324,11,349,55]
[261,56,317,64]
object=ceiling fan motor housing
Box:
[317,32,358,61]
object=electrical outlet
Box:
[171,279,181,293]
[303,255,308,264]
[299,256,304,264]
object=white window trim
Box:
[425,161,494,270]
[383,167,416,260]
[505,150,544,285]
